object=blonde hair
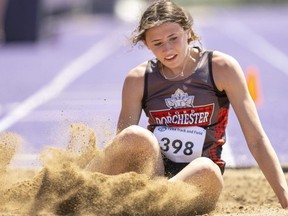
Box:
[131,0,200,46]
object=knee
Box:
[172,157,224,192]
[117,125,160,153]
[194,157,222,174]
[120,125,150,140]
[109,125,164,175]
[180,157,224,211]
[191,157,224,190]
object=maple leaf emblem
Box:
[165,89,194,109]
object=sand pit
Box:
[0,124,287,216]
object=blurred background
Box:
[1,0,287,43]
[0,0,288,168]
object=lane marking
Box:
[9,154,42,169]
[0,32,121,132]
[221,18,288,76]
[222,133,236,168]
[219,16,288,167]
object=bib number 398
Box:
[154,126,206,163]
[160,138,194,155]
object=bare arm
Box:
[116,62,147,133]
[212,51,288,208]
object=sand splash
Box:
[0,123,216,215]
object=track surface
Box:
[0,5,287,167]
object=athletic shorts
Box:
[163,156,225,178]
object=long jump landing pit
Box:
[0,124,287,216]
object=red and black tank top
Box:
[141,49,230,169]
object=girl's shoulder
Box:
[210,50,243,92]
[127,61,149,78]
[211,50,239,69]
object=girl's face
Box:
[144,22,190,70]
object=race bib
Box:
[153,126,206,163]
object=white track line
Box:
[221,18,288,77]
[9,153,41,168]
[219,16,288,167]
[0,32,121,132]
[222,132,236,168]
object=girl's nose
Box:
[162,40,173,52]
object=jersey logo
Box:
[165,88,194,109]
[149,88,214,127]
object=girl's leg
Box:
[86,125,164,177]
[169,157,224,201]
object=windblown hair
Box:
[131,0,200,46]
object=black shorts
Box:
[163,157,189,178]
[163,157,225,178]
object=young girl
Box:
[87,0,288,209]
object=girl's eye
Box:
[169,37,178,41]
[152,36,178,47]
[154,42,162,47]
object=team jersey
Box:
[141,49,230,171]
